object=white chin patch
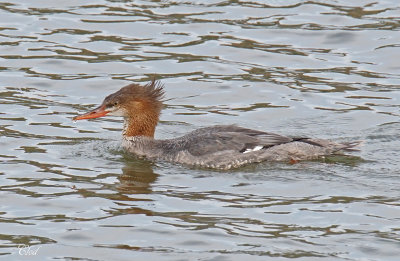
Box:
[107,108,125,117]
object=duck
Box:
[73,80,361,170]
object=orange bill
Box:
[73,105,109,120]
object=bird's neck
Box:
[122,113,159,138]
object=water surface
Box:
[0,0,399,260]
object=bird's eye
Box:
[106,102,118,108]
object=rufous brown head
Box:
[73,80,164,121]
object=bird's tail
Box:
[340,140,364,151]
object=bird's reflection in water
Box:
[117,157,158,195]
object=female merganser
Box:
[73,80,361,170]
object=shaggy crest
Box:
[103,79,165,109]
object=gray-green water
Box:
[0,1,399,260]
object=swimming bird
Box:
[73,80,361,170]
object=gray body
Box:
[122,124,360,170]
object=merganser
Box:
[73,80,361,170]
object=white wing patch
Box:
[242,145,264,154]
